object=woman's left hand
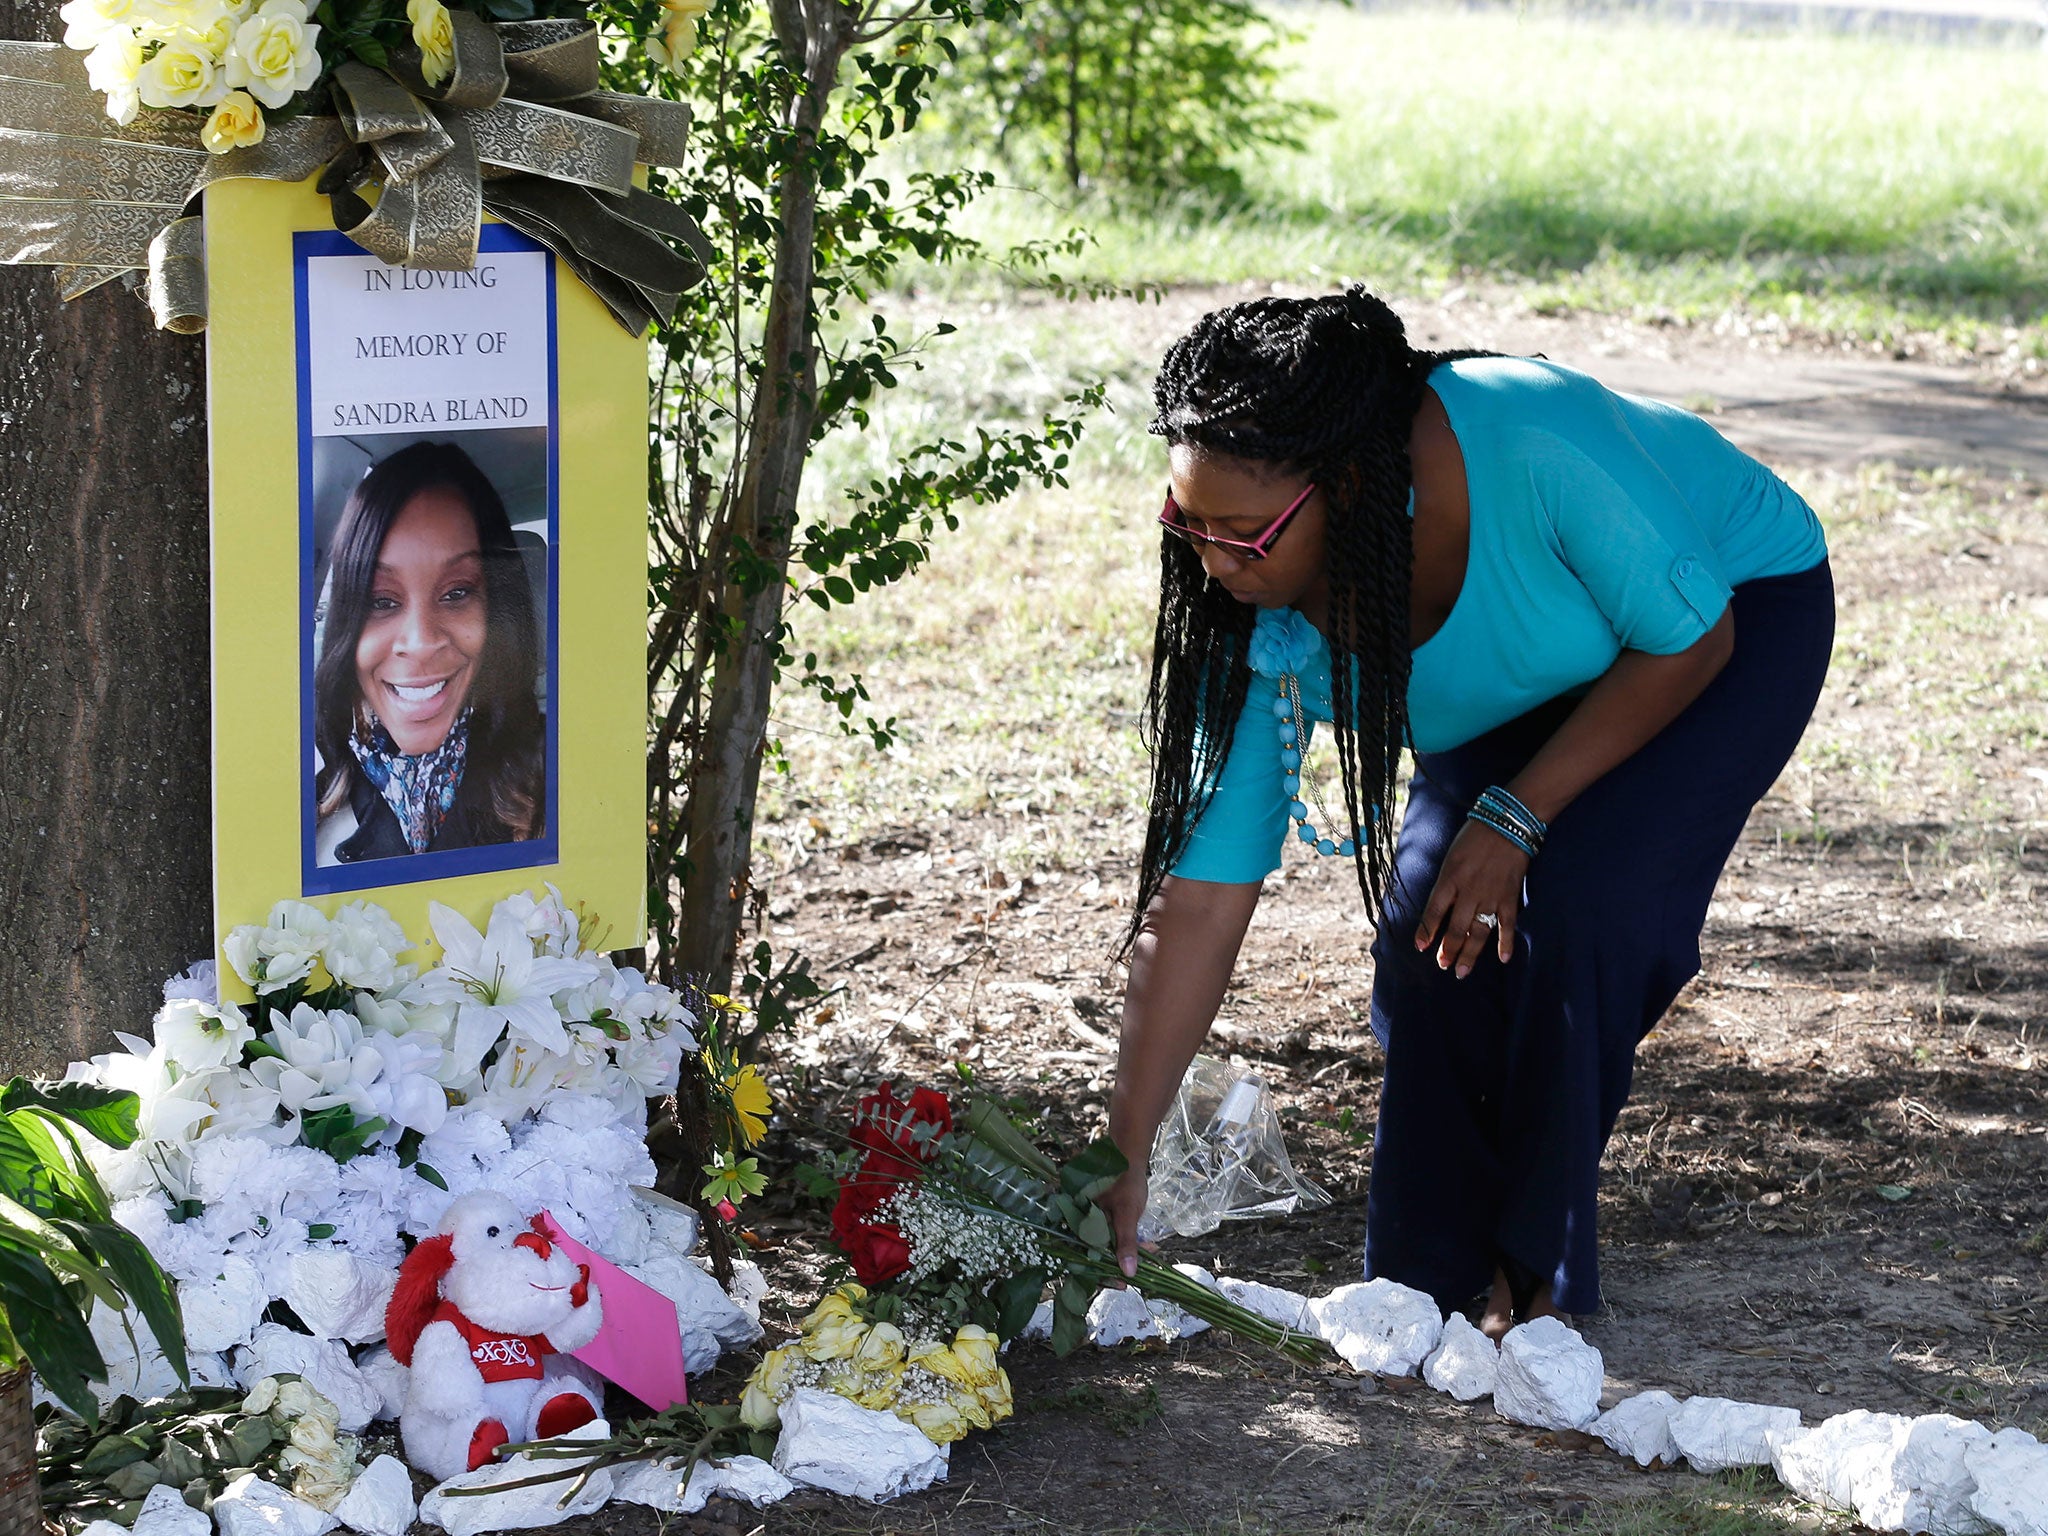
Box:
[1415,822,1530,978]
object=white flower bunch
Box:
[52,886,699,1386]
[58,0,318,147]
[884,1187,1047,1288]
[243,1375,364,1510]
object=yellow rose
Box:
[201,88,265,152]
[183,1,252,61]
[976,1366,1013,1424]
[139,36,218,108]
[799,1290,869,1361]
[852,1321,906,1375]
[949,1326,1001,1388]
[406,0,455,89]
[907,1337,967,1388]
[739,1344,800,1430]
[898,1397,970,1445]
[824,1356,904,1412]
[224,0,321,110]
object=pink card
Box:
[538,1211,688,1412]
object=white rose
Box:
[183,0,254,61]
[139,36,220,109]
[224,0,321,110]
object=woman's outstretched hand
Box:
[1415,821,1530,977]
[1100,1164,1151,1281]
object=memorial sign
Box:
[207,176,646,972]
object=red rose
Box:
[850,1081,952,1169]
[839,1217,911,1286]
[831,1167,912,1285]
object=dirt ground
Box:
[596,291,2048,1534]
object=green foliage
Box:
[942,0,1316,194]
[0,1080,187,1426]
[38,1388,285,1531]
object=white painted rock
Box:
[79,1523,129,1536]
[1669,1395,1802,1474]
[285,1252,397,1345]
[726,1259,769,1325]
[771,1387,949,1502]
[235,1325,384,1432]
[86,1302,232,1408]
[1421,1312,1498,1401]
[1310,1280,1444,1376]
[1085,1286,1210,1345]
[1493,1316,1603,1431]
[354,1344,408,1423]
[611,1455,793,1514]
[1771,1410,1906,1517]
[1017,1300,1054,1342]
[419,1423,613,1535]
[133,1481,211,1536]
[214,1475,342,1536]
[1214,1277,1315,1333]
[1172,1263,1222,1293]
[633,1186,701,1258]
[1966,1428,2048,1536]
[1881,1413,1993,1534]
[180,1256,271,1354]
[333,1455,416,1536]
[1595,1390,1682,1468]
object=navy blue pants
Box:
[1364,561,1834,1314]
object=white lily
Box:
[421,903,597,1073]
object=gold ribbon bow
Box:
[0,19,707,335]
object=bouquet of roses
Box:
[818,1081,1326,1362]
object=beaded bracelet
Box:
[1467,785,1547,858]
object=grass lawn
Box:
[920,2,2048,354]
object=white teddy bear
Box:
[384,1190,607,1481]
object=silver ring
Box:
[1473,912,1500,931]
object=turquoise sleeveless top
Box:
[1170,356,1827,884]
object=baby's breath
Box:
[884,1186,1046,1285]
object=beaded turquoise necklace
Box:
[1250,607,1355,859]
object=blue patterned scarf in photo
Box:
[348,707,473,854]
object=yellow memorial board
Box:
[206,177,645,980]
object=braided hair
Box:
[1123,286,1492,955]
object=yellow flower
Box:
[406,0,455,89]
[852,1320,906,1376]
[976,1367,1014,1423]
[224,0,321,110]
[202,88,264,152]
[139,36,218,108]
[799,1290,868,1362]
[739,1344,800,1430]
[898,1397,970,1445]
[724,1062,771,1146]
[821,1358,901,1412]
[949,1326,1001,1388]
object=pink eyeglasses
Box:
[1158,482,1317,561]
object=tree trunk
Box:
[0,1,212,1076]
[673,0,850,998]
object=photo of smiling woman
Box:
[310,438,549,873]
